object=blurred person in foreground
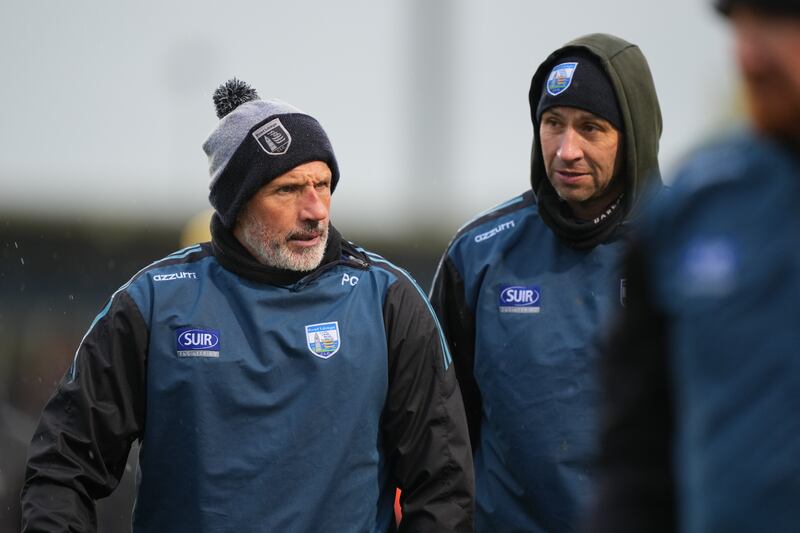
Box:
[430,33,663,531]
[589,1,800,532]
[20,79,474,532]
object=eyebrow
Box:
[269,174,331,188]
[542,109,565,119]
[543,108,607,124]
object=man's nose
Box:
[298,185,329,221]
[556,128,583,162]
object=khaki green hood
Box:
[529,33,663,221]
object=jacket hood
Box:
[529,33,663,224]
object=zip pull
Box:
[347,256,370,270]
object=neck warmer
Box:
[210,213,342,285]
[537,189,626,250]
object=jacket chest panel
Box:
[143,269,389,416]
[473,241,623,371]
[653,199,800,423]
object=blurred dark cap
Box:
[716,0,800,16]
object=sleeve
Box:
[381,276,475,533]
[429,254,482,451]
[585,240,677,533]
[20,290,148,533]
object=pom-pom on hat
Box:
[203,78,340,228]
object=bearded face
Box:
[233,161,332,272]
[238,212,329,272]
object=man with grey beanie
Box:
[20,79,474,532]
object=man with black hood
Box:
[589,1,800,532]
[20,79,474,532]
[430,34,662,531]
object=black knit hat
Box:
[535,53,622,131]
[716,0,800,15]
[203,79,340,228]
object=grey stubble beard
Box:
[238,213,329,272]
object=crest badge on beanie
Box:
[252,118,292,155]
[547,62,578,96]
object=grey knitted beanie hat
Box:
[203,79,340,228]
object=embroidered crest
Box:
[498,285,541,314]
[682,237,738,296]
[546,62,578,96]
[176,327,220,358]
[252,118,292,155]
[305,321,341,359]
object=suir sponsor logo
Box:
[176,327,220,358]
[498,284,541,314]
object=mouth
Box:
[287,230,324,249]
[555,170,590,184]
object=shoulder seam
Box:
[430,191,533,288]
[359,249,453,372]
[67,244,207,381]
[452,191,533,242]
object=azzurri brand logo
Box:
[153,272,197,282]
[498,285,541,314]
[176,327,220,358]
[474,220,515,243]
